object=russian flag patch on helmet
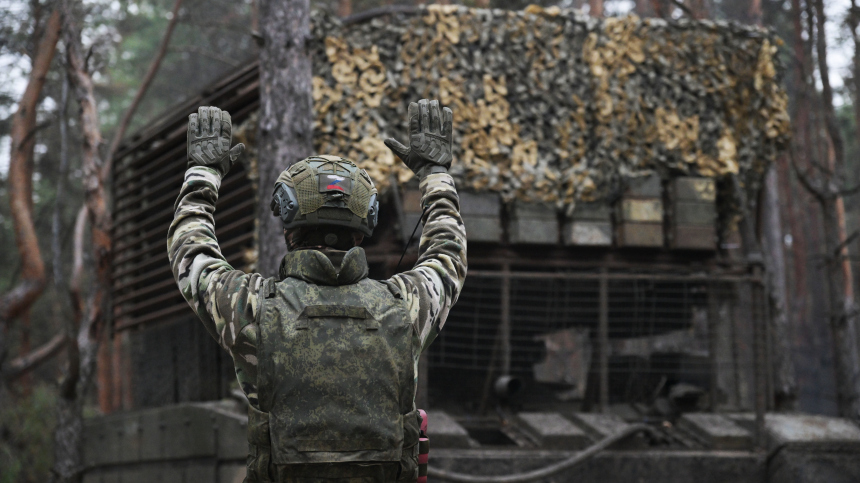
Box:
[319,174,352,194]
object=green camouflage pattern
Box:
[256,251,416,466]
[167,167,467,420]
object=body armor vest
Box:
[247,271,420,482]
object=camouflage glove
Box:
[187,106,245,177]
[384,99,453,179]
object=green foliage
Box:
[0,385,58,483]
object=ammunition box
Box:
[617,222,663,247]
[673,177,716,202]
[509,202,558,244]
[671,225,716,250]
[625,174,662,198]
[670,178,717,250]
[674,201,716,225]
[619,199,663,223]
[563,221,612,246]
[459,191,502,242]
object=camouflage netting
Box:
[242,5,790,212]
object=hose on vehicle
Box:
[427,423,656,483]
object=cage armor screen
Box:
[270,155,379,236]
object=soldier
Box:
[167,99,467,482]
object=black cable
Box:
[396,208,427,272]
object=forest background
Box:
[1,0,858,481]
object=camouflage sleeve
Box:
[167,166,263,407]
[388,172,467,352]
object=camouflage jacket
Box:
[167,166,467,410]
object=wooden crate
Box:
[459,191,502,242]
[670,177,716,250]
[563,202,612,246]
[509,202,558,244]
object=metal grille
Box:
[429,270,763,411]
[111,65,259,331]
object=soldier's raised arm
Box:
[384,99,468,352]
[166,106,263,407]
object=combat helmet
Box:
[270,155,379,237]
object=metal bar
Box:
[111,265,171,294]
[599,267,609,413]
[751,265,767,449]
[112,198,254,266]
[708,280,719,412]
[112,276,177,305]
[115,303,189,331]
[467,269,753,283]
[501,263,511,376]
[113,170,249,229]
[364,251,751,275]
[763,276,775,412]
[111,231,252,281]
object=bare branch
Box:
[834,230,860,259]
[103,0,184,179]
[838,184,860,197]
[4,334,68,382]
[790,152,827,202]
[18,117,54,150]
[669,0,694,18]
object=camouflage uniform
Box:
[167,158,466,480]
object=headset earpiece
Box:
[271,182,300,225]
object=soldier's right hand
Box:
[187,106,244,177]
[384,99,453,178]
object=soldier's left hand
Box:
[187,106,245,176]
[385,99,453,178]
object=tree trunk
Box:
[650,0,672,18]
[763,165,798,409]
[257,0,315,277]
[810,0,860,419]
[744,0,796,411]
[589,0,603,17]
[94,0,183,414]
[0,8,60,399]
[338,0,352,18]
[54,0,115,478]
[53,206,86,483]
[634,0,654,16]
[688,0,709,19]
[748,0,762,24]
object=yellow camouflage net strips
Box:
[255,6,789,209]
